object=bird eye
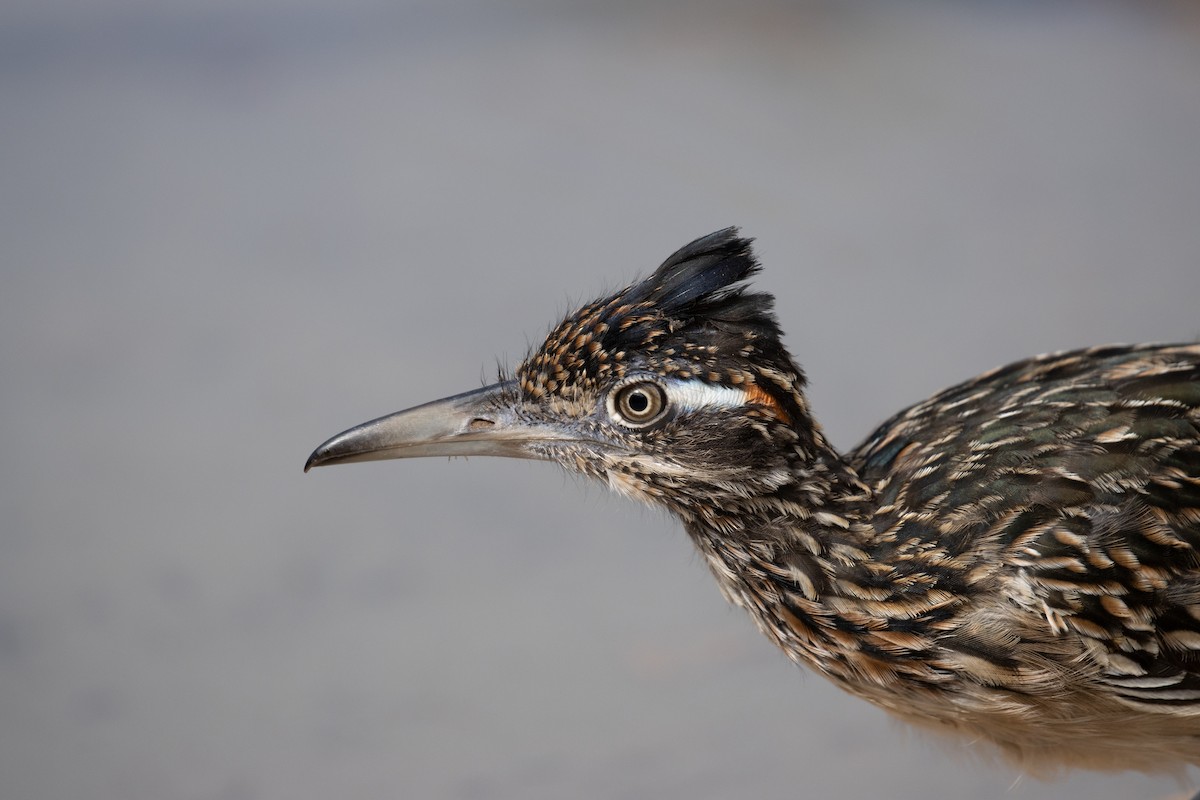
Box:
[610,381,668,427]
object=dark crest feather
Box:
[632,227,761,315]
[630,229,786,358]
[516,227,798,400]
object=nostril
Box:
[467,418,495,431]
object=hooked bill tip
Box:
[303,450,322,473]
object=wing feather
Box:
[850,344,1200,706]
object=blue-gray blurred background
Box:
[4,1,1200,798]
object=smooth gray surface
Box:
[3,2,1200,798]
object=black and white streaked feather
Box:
[307,229,1200,780]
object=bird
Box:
[306,228,1200,786]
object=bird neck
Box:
[680,434,955,694]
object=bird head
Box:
[306,229,824,521]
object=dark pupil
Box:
[627,391,649,414]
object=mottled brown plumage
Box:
[307,229,1200,783]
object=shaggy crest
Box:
[517,228,805,424]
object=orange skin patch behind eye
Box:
[744,383,792,424]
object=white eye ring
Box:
[608,380,669,427]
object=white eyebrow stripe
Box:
[663,379,748,412]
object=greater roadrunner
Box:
[306,229,1200,785]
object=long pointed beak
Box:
[304,382,564,472]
